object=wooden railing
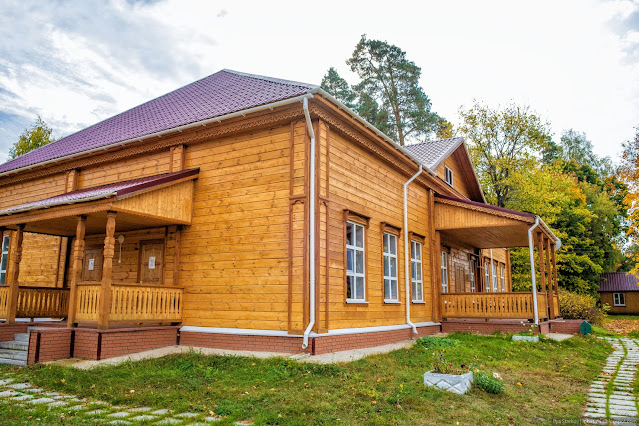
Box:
[75,285,183,323]
[0,287,7,317]
[16,287,69,318]
[442,292,549,320]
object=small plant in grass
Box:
[517,322,537,336]
[473,371,505,394]
[431,352,471,375]
[416,336,458,349]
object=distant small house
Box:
[598,273,639,314]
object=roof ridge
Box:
[222,69,318,90]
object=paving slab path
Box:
[0,374,231,425]
[584,337,639,424]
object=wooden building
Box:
[0,70,565,363]
[599,272,639,315]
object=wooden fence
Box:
[75,285,183,323]
[442,292,549,320]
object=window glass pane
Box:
[346,249,354,272]
[0,272,4,285]
[410,242,415,258]
[390,257,397,278]
[0,253,6,270]
[384,279,390,299]
[355,225,364,248]
[355,251,364,273]
[389,235,396,255]
[346,223,353,246]
[356,276,364,299]
[416,266,422,281]
[346,276,353,299]
[415,243,421,260]
[383,234,388,253]
[1,236,8,251]
[384,258,390,276]
[391,280,398,300]
[411,262,417,279]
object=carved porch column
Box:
[6,224,25,324]
[546,237,555,319]
[67,215,86,327]
[98,212,116,330]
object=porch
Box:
[435,195,561,323]
[0,169,197,329]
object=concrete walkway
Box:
[584,337,639,424]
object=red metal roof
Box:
[598,272,639,292]
[0,69,318,175]
[0,168,199,216]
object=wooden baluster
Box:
[68,216,86,327]
[98,212,116,329]
[6,225,24,324]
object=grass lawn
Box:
[0,332,611,425]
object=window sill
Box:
[412,300,425,304]
[614,305,626,307]
[346,300,369,304]
[384,300,401,304]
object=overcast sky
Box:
[0,0,637,162]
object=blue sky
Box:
[0,0,638,162]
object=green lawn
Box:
[0,332,611,425]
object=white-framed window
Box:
[484,263,490,292]
[469,258,476,292]
[411,241,423,302]
[500,266,505,292]
[614,293,626,307]
[0,235,8,285]
[492,263,498,292]
[441,251,449,293]
[346,221,366,301]
[383,232,398,302]
[445,166,454,187]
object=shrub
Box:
[416,336,458,349]
[474,371,505,394]
[558,290,607,325]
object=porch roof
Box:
[435,195,557,248]
[0,168,199,236]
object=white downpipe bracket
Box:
[528,217,541,325]
[404,165,423,335]
[302,97,316,349]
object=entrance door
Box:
[455,265,466,293]
[82,248,103,282]
[139,241,164,284]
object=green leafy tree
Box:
[8,116,56,160]
[321,67,356,110]
[620,127,639,274]
[346,35,442,146]
[458,101,552,207]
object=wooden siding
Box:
[77,151,170,189]
[324,125,433,329]
[601,292,639,315]
[178,125,293,330]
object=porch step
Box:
[0,358,26,367]
[0,341,28,351]
[14,333,28,343]
[0,349,27,361]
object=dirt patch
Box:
[604,319,639,336]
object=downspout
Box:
[302,97,316,349]
[528,217,541,325]
[404,165,423,335]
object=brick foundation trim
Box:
[548,319,584,335]
[26,326,179,364]
[441,320,546,335]
[27,328,72,365]
[181,325,441,355]
[0,323,30,342]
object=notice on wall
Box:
[148,256,156,269]
[88,258,95,271]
